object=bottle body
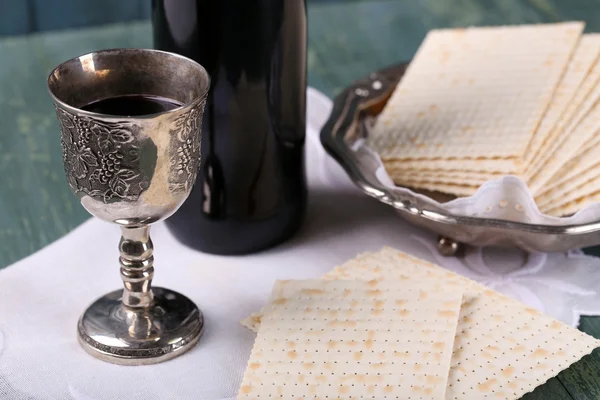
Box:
[152,0,308,254]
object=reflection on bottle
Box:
[202,153,226,218]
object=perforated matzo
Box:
[238,279,464,399]
[368,23,583,171]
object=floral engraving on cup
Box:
[55,107,149,203]
[168,98,205,193]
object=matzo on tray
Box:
[367,22,583,171]
[360,22,600,216]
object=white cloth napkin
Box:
[1,88,600,400]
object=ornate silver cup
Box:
[47,49,209,365]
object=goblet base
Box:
[77,287,203,365]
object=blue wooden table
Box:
[1,1,600,398]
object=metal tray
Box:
[319,62,600,254]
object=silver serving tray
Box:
[319,63,600,253]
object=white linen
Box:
[1,88,599,400]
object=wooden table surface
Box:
[1,1,600,398]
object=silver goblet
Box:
[47,49,209,365]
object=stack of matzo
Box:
[367,22,600,217]
[238,248,600,399]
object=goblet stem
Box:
[119,225,155,308]
[77,223,203,365]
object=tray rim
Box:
[319,62,600,251]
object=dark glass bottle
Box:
[152,0,307,254]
